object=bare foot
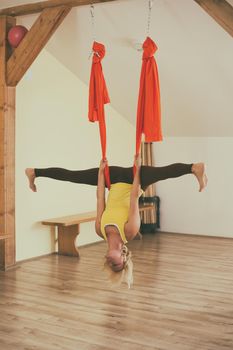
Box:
[192,163,208,192]
[25,168,37,192]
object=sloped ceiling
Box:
[1,0,233,136]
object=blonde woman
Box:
[25,159,207,287]
[96,157,142,287]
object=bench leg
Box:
[57,224,80,257]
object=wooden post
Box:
[0,16,16,270]
[0,5,71,269]
[141,142,155,225]
[140,142,159,232]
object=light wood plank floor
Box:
[0,232,233,350]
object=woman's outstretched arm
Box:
[95,160,107,238]
[124,157,142,241]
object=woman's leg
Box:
[34,167,99,185]
[140,164,192,188]
[26,166,133,192]
[140,163,207,192]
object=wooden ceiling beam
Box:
[0,0,117,17]
[194,0,233,37]
[7,6,71,86]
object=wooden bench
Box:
[42,204,155,257]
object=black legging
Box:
[35,164,192,191]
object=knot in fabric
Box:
[142,37,158,60]
[92,41,106,63]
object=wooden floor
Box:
[1,232,233,350]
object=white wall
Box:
[154,137,233,238]
[16,50,135,261]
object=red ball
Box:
[8,25,28,48]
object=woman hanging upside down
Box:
[25,159,207,288]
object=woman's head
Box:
[105,249,124,272]
[104,245,133,288]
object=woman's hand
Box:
[99,158,108,172]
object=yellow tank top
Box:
[101,183,133,244]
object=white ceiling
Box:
[1,0,233,137]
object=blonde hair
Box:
[103,245,133,289]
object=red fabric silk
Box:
[88,41,111,189]
[135,37,162,158]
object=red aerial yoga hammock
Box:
[88,41,111,190]
[88,38,162,185]
[135,36,162,166]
